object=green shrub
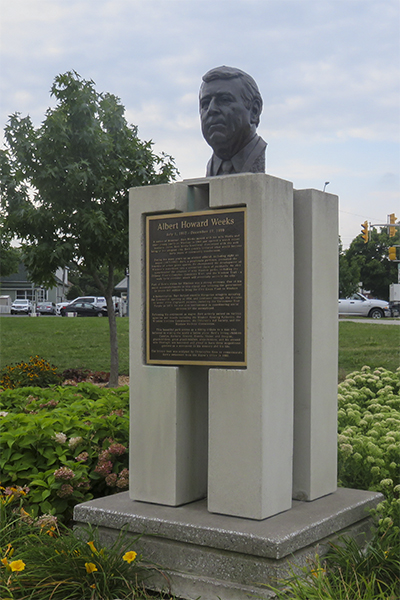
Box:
[0,383,129,522]
[269,544,399,599]
[268,367,400,599]
[0,486,150,600]
[337,366,400,536]
[0,355,62,389]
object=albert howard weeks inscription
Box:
[146,208,246,366]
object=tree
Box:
[342,227,399,300]
[0,71,178,386]
[0,220,20,278]
[66,264,126,299]
[338,237,360,298]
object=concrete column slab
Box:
[206,174,294,519]
[293,189,339,500]
[129,182,208,505]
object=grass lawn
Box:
[0,316,399,377]
[338,320,399,379]
[0,316,130,374]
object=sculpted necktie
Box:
[221,160,234,174]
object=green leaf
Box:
[29,479,48,487]
[41,489,51,500]
[40,500,53,513]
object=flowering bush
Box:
[0,355,62,389]
[61,367,110,384]
[0,383,129,522]
[0,486,147,600]
[337,366,400,535]
[269,367,400,600]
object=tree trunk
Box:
[92,264,119,388]
[106,292,119,388]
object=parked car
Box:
[71,296,107,308]
[56,296,119,315]
[56,301,71,316]
[11,299,32,314]
[338,293,391,319]
[36,301,56,315]
[72,296,120,313]
[60,302,108,317]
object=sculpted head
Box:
[199,66,263,161]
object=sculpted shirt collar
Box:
[211,134,262,175]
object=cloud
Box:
[1,0,399,247]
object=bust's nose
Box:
[207,97,220,115]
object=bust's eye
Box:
[219,95,233,104]
[200,99,210,110]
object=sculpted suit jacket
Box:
[205,134,267,177]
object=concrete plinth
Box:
[129,174,294,518]
[74,488,382,600]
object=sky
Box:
[1,0,399,247]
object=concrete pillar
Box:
[207,174,294,519]
[292,189,338,501]
[128,182,208,505]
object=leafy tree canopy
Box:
[1,71,177,287]
[340,227,399,300]
[338,237,360,298]
[0,71,178,385]
[0,224,20,278]
[65,265,126,300]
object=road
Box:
[339,318,400,325]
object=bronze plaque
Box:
[146,208,246,366]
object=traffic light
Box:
[388,246,397,261]
[389,213,397,237]
[361,221,368,243]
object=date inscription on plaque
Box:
[146,208,246,366]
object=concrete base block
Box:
[74,488,382,600]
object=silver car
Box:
[36,301,56,315]
[338,293,391,319]
[11,299,32,314]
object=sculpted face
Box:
[199,77,258,160]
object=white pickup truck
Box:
[338,293,391,319]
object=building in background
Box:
[0,263,70,308]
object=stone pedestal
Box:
[129,174,295,519]
[72,173,374,599]
[74,488,382,600]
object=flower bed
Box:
[0,382,129,523]
[337,366,400,536]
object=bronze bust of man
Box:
[199,66,267,177]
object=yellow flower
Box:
[10,560,25,572]
[122,550,137,564]
[47,528,57,537]
[85,562,98,574]
[87,541,97,554]
[1,557,9,567]
[311,567,326,578]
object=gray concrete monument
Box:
[73,69,383,600]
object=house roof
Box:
[115,276,128,291]
[0,263,66,289]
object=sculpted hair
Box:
[201,65,263,126]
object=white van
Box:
[71,296,107,308]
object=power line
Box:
[339,209,388,222]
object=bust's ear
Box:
[250,98,262,125]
